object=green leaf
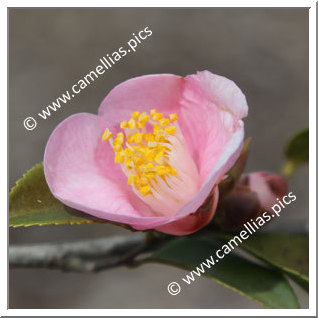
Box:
[145,236,299,308]
[218,138,251,199]
[283,127,309,177]
[9,163,107,227]
[238,233,309,291]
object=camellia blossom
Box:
[44,71,248,235]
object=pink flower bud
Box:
[215,172,287,230]
[240,172,287,211]
[215,186,261,229]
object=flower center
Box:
[102,109,199,216]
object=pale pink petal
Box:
[185,70,248,119]
[155,187,219,235]
[44,113,171,228]
[98,74,183,128]
[178,71,248,184]
[172,70,247,218]
[175,123,244,218]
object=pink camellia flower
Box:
[44,71,248,235]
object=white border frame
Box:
[3,1,316,316]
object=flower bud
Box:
[214,172,287,230]
[215,185,261,230]
[240,171,287,211]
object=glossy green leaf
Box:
[145,236,299,308]
[283,127,309,176]
[238,233,309,291]
[9,163,107,227]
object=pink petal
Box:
[174,71,247,217]
[175,124,244,218]
[43,113,171,228]
[98,74,183,128]
[155,186,219,235]
[185,70,248,119]
[179,71,248,184]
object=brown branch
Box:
[9,220,307,272]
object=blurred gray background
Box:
[9,8,309,309]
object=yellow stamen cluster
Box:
[102,109,178,196]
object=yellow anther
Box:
[144,133,155,142]
[141,162,156,178]
[145,162,154,169]
[114,139,123,147]
[102,128,112,141]
[120,121,128,129]
[114,132,124,146]
[133,177,140,188]
[153,124,161,135]
[125,158,135,169]
[145,149,155,161]
[156,136,166,142]
[155,133,166,142]
[117,132,124,139]
[136,121,145,129]
[160,118,170,126]
[169,113,178,121]
[144,171,156,178]
[114,152,124,164]
[103,109,179,197]
[128,174,139,186]
[155,150,165,164]
[128,118,136,129]
[134,132,143,143]
[127,174,133,185]
[150,109,157,116]
[127,132,143,143]
[140,176,149,186]
[140,185,151,196]
[127,134,134,143]
[152,112,163,121]
[125,142,134,151]
[169,166,177,176]
[124,148,133,156]
[156,165,168,176]
[165,125,176,135]
[138,112,150,123]
[113,144,122,152]
[132,111,140,119]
